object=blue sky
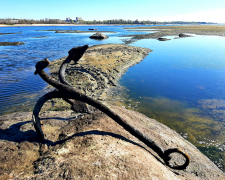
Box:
[1,0,225,23]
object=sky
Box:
[1,0,225,23]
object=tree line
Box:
[0,18,211,25]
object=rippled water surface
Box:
[0,25,225,171]
[0,25,148,114]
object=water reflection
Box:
[118,35,225,171]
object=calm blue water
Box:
[118,35,225,170]
[0,25,149,114]
[121,35,225,103]
[1,25,225,170]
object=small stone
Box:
[89,32,109,39]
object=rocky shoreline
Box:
[44,44,152,111]
[0,43,225,179]
[123,25,225,44]
[1,106,224,179]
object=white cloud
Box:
[155,8,225,23]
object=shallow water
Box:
[0,25,149,114]
[121,35,225,101]
[0,25,225,171]
[118,35,225,170]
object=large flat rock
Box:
[0,106,224,179]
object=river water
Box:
[0,25,225,171]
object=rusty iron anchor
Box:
[32,45,190,170]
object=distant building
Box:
[66,17,72,22]
[45,18,49,22]
[76,17,82,21]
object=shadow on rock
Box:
[0,118,154,155]
[0,120,43,143]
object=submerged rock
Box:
[0,106,224,179]
[89,32,109,39]
[33,36,49,38]
[179,33,192,38]
[0,32,22,35]
[0,42,25,46]
[157,37,171,41]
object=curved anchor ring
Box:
[32,45,190,170]
[164,148,190,170]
